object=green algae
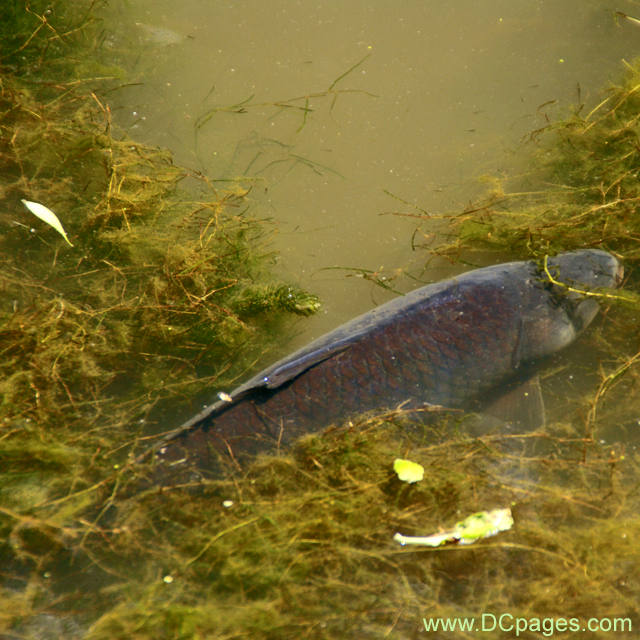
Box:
[0,4,322,636]
[33,415,639,640]
[0,76,319,425]
[2,4,640,640]
[406,56,640,268]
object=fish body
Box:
[152,250,621,481]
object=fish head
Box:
[514,249,622,364]
[543,249,623,332]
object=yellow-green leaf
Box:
[393,458,424,483]
[21,199,74,247]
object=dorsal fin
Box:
[237,339,354,392]
[154,332,364,449]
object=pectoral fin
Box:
[482,374,546,431]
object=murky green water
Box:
[103,0,640,343]
[3,0,640,638]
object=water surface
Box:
[104,0,640,343]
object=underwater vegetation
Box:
[407,55,640,265]
[1,2,640,639]
[0,4,320,636]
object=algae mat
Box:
[1,3,640,639]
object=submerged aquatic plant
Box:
[396,56,640,268]
[0,5,324,636]
[2,4,640,640]
[0,77,320,421]
[61,416,640,639]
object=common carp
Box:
[151,249,622,482]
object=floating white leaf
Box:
[21,199,74,247]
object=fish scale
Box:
[150,250,622,483]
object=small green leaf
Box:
[21,199,74,246]
[393,458,424,483]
